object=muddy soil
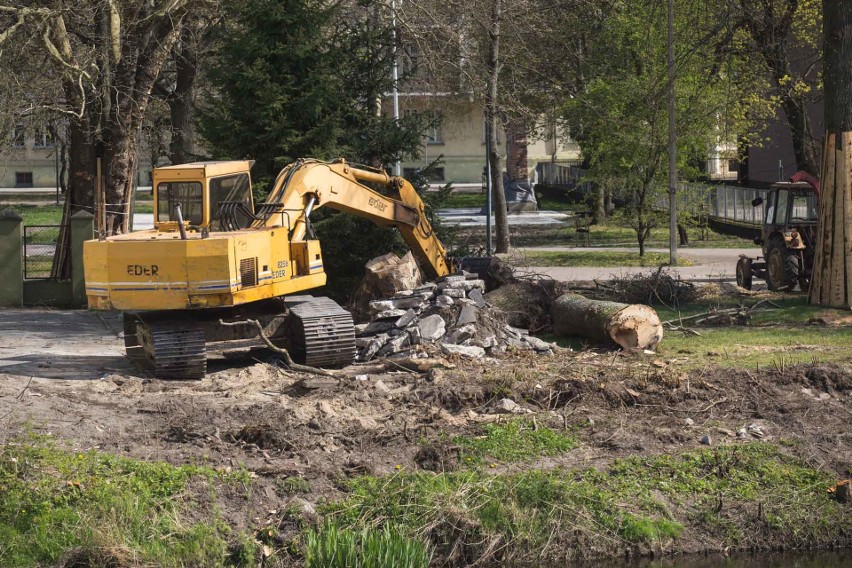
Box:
[0,308,850,539]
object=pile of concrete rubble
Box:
[355,273,555,361]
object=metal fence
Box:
[23,224,65,280]
[710,185,768,226]
[535,162,591,193]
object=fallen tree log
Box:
[552,293,663,351]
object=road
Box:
[516,246,755,282]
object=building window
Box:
[728,159,740,172]
[12,124,25,148]
[402,109,444,145]
[33,126,53,148]
[426,111,443,144]
[15,172,34,188]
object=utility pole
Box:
[391,0,401,176]
[667,0,678,265]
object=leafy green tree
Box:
[198,0,434,301]
[199,0,423,186]
[562,0,774,255]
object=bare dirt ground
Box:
[1,308,851,541]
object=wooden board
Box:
[831,141,846,307]
[818,134,836,305]
[844,132,852,306]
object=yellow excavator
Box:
[84,158,451,379]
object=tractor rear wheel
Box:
[765,238,799,292]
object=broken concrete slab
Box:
[445,324,477,344]
[435,295,454,308]
[417,314,446,340]
[361,320,395,336]
[456,305,479,326]
[441,288,466,299]
[468,288,486,308]
[374,309,407,320]
[441,343,485,358]
[376,334,411,357]
[395,308,418,328]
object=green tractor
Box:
[736,180,819,292]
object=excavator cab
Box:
[153,161,256,232]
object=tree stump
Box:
[552,293,663,351]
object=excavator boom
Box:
[258,159,449,278]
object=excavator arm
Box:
[259,158,450,279]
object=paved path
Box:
[513,246,755,282]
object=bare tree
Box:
[395,0,577,253]
[0,1,211,276]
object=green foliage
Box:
[277,475,311,495]
[454,419,576,464]
[324,444,843,563]
[561,0,775,252]
[0,435,252,567]
[304,521,431,568]
[199,0,425,187]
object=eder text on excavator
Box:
[84,158,451,379]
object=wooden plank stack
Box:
[810,132,852,307]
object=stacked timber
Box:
[810,132,852,307]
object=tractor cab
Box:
[756,181,818,251]
[737,181,818,292]
[153,161,255,232]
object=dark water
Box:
[581,550,852,567]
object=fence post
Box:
[0,209,23,307]
[70,210,95,308]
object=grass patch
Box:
[324,444,844,565]
[14,205,65,226]
[453,221,749,249]
[304,521,431,568]
[517,250,694,267]
[0,435,255,567]
[454,419,575,464]
[657,325,852,369]
[13,201,152,226]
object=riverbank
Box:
[0,290,850,566]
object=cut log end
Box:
[552,293,663,351]
[608,305,663,351]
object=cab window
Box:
[157,182,203,224]
[210,173,253,229]
[790,194,818,222]
[774,190,789,225]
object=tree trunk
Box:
[809,1,852,307]
[593,182,606,224]
[552,293,663,351]
[778,92,820,176]
[169,27,198,165]
[486,0,509,253]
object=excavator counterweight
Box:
[84,158,451,378]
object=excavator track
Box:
[283,297,356,368]
[122,313,207,379]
